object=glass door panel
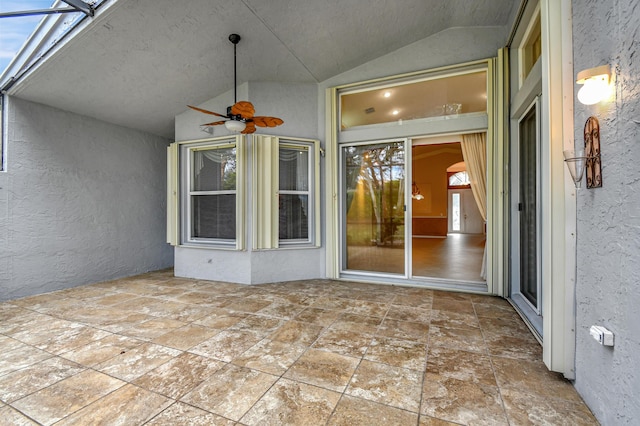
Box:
[519,105,539,308]
[342,141,405,274]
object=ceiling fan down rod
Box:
[229,34,241,105]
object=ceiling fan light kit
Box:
[224,120,246,132]
[187,33,283,134]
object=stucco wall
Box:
[572,0,640,424]
[0,97,173,301]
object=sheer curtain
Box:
[460,132,487,279]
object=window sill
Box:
[179,243,242,251]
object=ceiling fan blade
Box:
[188,105,227,118]
[202,120,226,126]
[252,116,284,127]
[231,101,255,119]
[241,122,256,134]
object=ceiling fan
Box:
[188,34,283,134]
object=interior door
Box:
[341,140,406,275]
[462,189,484,233]
[448,189,483,234]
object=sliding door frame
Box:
[326,58,503,294]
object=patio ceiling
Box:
[6,0,518,138]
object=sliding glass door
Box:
[518,102,540,310]
[341,140,406,275]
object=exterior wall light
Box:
[576,65,611,105]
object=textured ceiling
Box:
[9,0,518,138]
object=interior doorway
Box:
[411,139,486,283]
[448,188,484,234]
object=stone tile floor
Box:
[0,270,598,425]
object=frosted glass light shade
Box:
[576,65,610,105]
[225,120,246,132]
[577,78,609,105]
[563,148,586,188]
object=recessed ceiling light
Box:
[392,110,399,115]
[383,91,391,98]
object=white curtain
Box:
[460,132,487,279]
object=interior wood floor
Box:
[346,234,486,282]
[412,234,485,281]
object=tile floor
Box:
[0,270,598,425]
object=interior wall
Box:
[0,97,173,301]
[572,0,640,424]
[412,144,464,217]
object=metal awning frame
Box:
[0,0,94,19]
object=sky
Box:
[0,1,55,76]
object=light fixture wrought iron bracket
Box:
[584,116,602,188]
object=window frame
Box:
[252,135,320,249]
[177,135,245,249]
[278,141,314,246]
[1,95,5,172]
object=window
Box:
[178,137,244,248]
[279,144,311,243]
[448,171,471,188]
[168,135,315,250]
[253,135,319,249]
[340,69,488,130]
[519,6,542,85]
[451,192,462,231]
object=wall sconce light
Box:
[576,65,611,105]
[411,182,424,200]
[564,116,602,188]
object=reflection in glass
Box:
[279,194,309,240]
[280,147,309,191]
[343,142,405,274]
[340,71,487,129]
[192,147,236,191]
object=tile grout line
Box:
[473,298,513,426]
[415,294,434,425]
